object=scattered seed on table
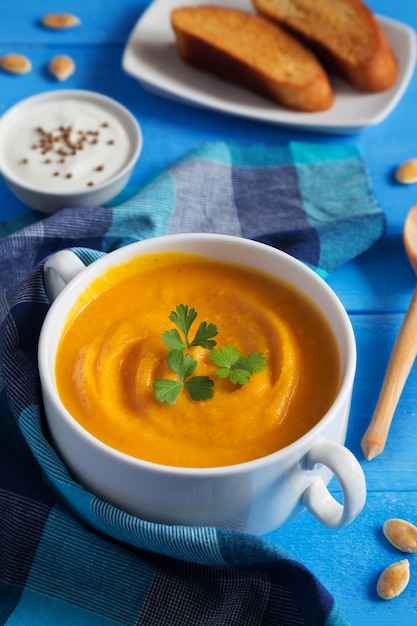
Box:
[48,55,75,81]
[377,559,410,600]
[383,518,417,553]
[396,159,417,184]
[41,13,80,29]
[0,53,32,75]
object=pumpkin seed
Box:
[377,559,410,600]
[0,53,31,75]
[48,55,75,81]
[383,518,417,553]
[41,14,80,29]
[396,159,417,184]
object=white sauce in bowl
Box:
[0,98,132,193]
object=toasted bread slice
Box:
[252,0,398,92]
[171,6,334,112]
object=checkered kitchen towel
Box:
[0,142,384,625]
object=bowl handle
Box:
[43,249,87,302]
[301,439,366,529]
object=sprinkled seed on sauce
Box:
[1,98,131,192]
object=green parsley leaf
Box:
[185,376,215,401]
[154,349,214,404]
[209,345,267,385]
[168,304,198,347]
[161,328,186,350]
[189,321,218,350]
[208,345,241,370]
[235,352,268,374]
[163,304,218,350]
[153,379,184,405]
[167,349,197,380]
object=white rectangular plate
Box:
[122,0,416,134]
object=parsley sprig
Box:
[162,305,218,350]
[153,304,267,405]
[153,349,214,405]
[209,346,267,385]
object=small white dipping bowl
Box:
[0,90,142,213]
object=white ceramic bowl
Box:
[39,234,366,534]
[0,90,142,213]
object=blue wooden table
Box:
[1,1,417,623]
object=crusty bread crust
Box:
[252,0,398,92]
[171,6,334,112]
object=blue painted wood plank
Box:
[0,0,149,45]
[265,492,417,626]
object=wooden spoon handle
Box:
[361,286,417,460]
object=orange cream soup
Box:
[55,251,340,468]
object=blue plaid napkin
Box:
[0,142,383,625]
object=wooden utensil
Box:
[361,203,417,460]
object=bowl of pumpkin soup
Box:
[39,233,366,534]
